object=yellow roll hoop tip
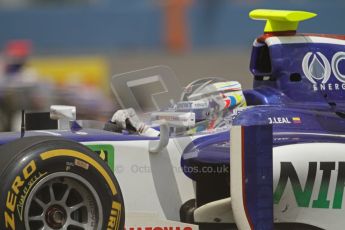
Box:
[249,9,317,33]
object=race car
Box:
[0,8,345,230]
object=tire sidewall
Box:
[0,139,124,230]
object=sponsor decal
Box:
[302,51,345,91]
[302,52,331,84]
[274,137,290,141]
[125,227,193,230]
[74,159,89,170]
[332,52,345,83]
[274,161,345,209]
[75,131,88,135]
[5,160,38,230]
[176,101,208,110]
[107,201,122,230]
[86,144,115,172]
[16,171,47,221]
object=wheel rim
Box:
[24,172,103,230]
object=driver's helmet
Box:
[175,78,246,132]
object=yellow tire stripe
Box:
[40,149,117,195]
[113,201,122,230]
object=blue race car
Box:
[0,9,345,230]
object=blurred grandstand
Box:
[0,0,344,130]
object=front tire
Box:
[0,136,124,230]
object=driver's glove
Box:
[111,108,160,137]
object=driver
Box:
[107,80,246,137]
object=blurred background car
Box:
[0,0,344,131]
[0,40,113,130]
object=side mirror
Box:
[149,112,195,153]
[50,105,76,130]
